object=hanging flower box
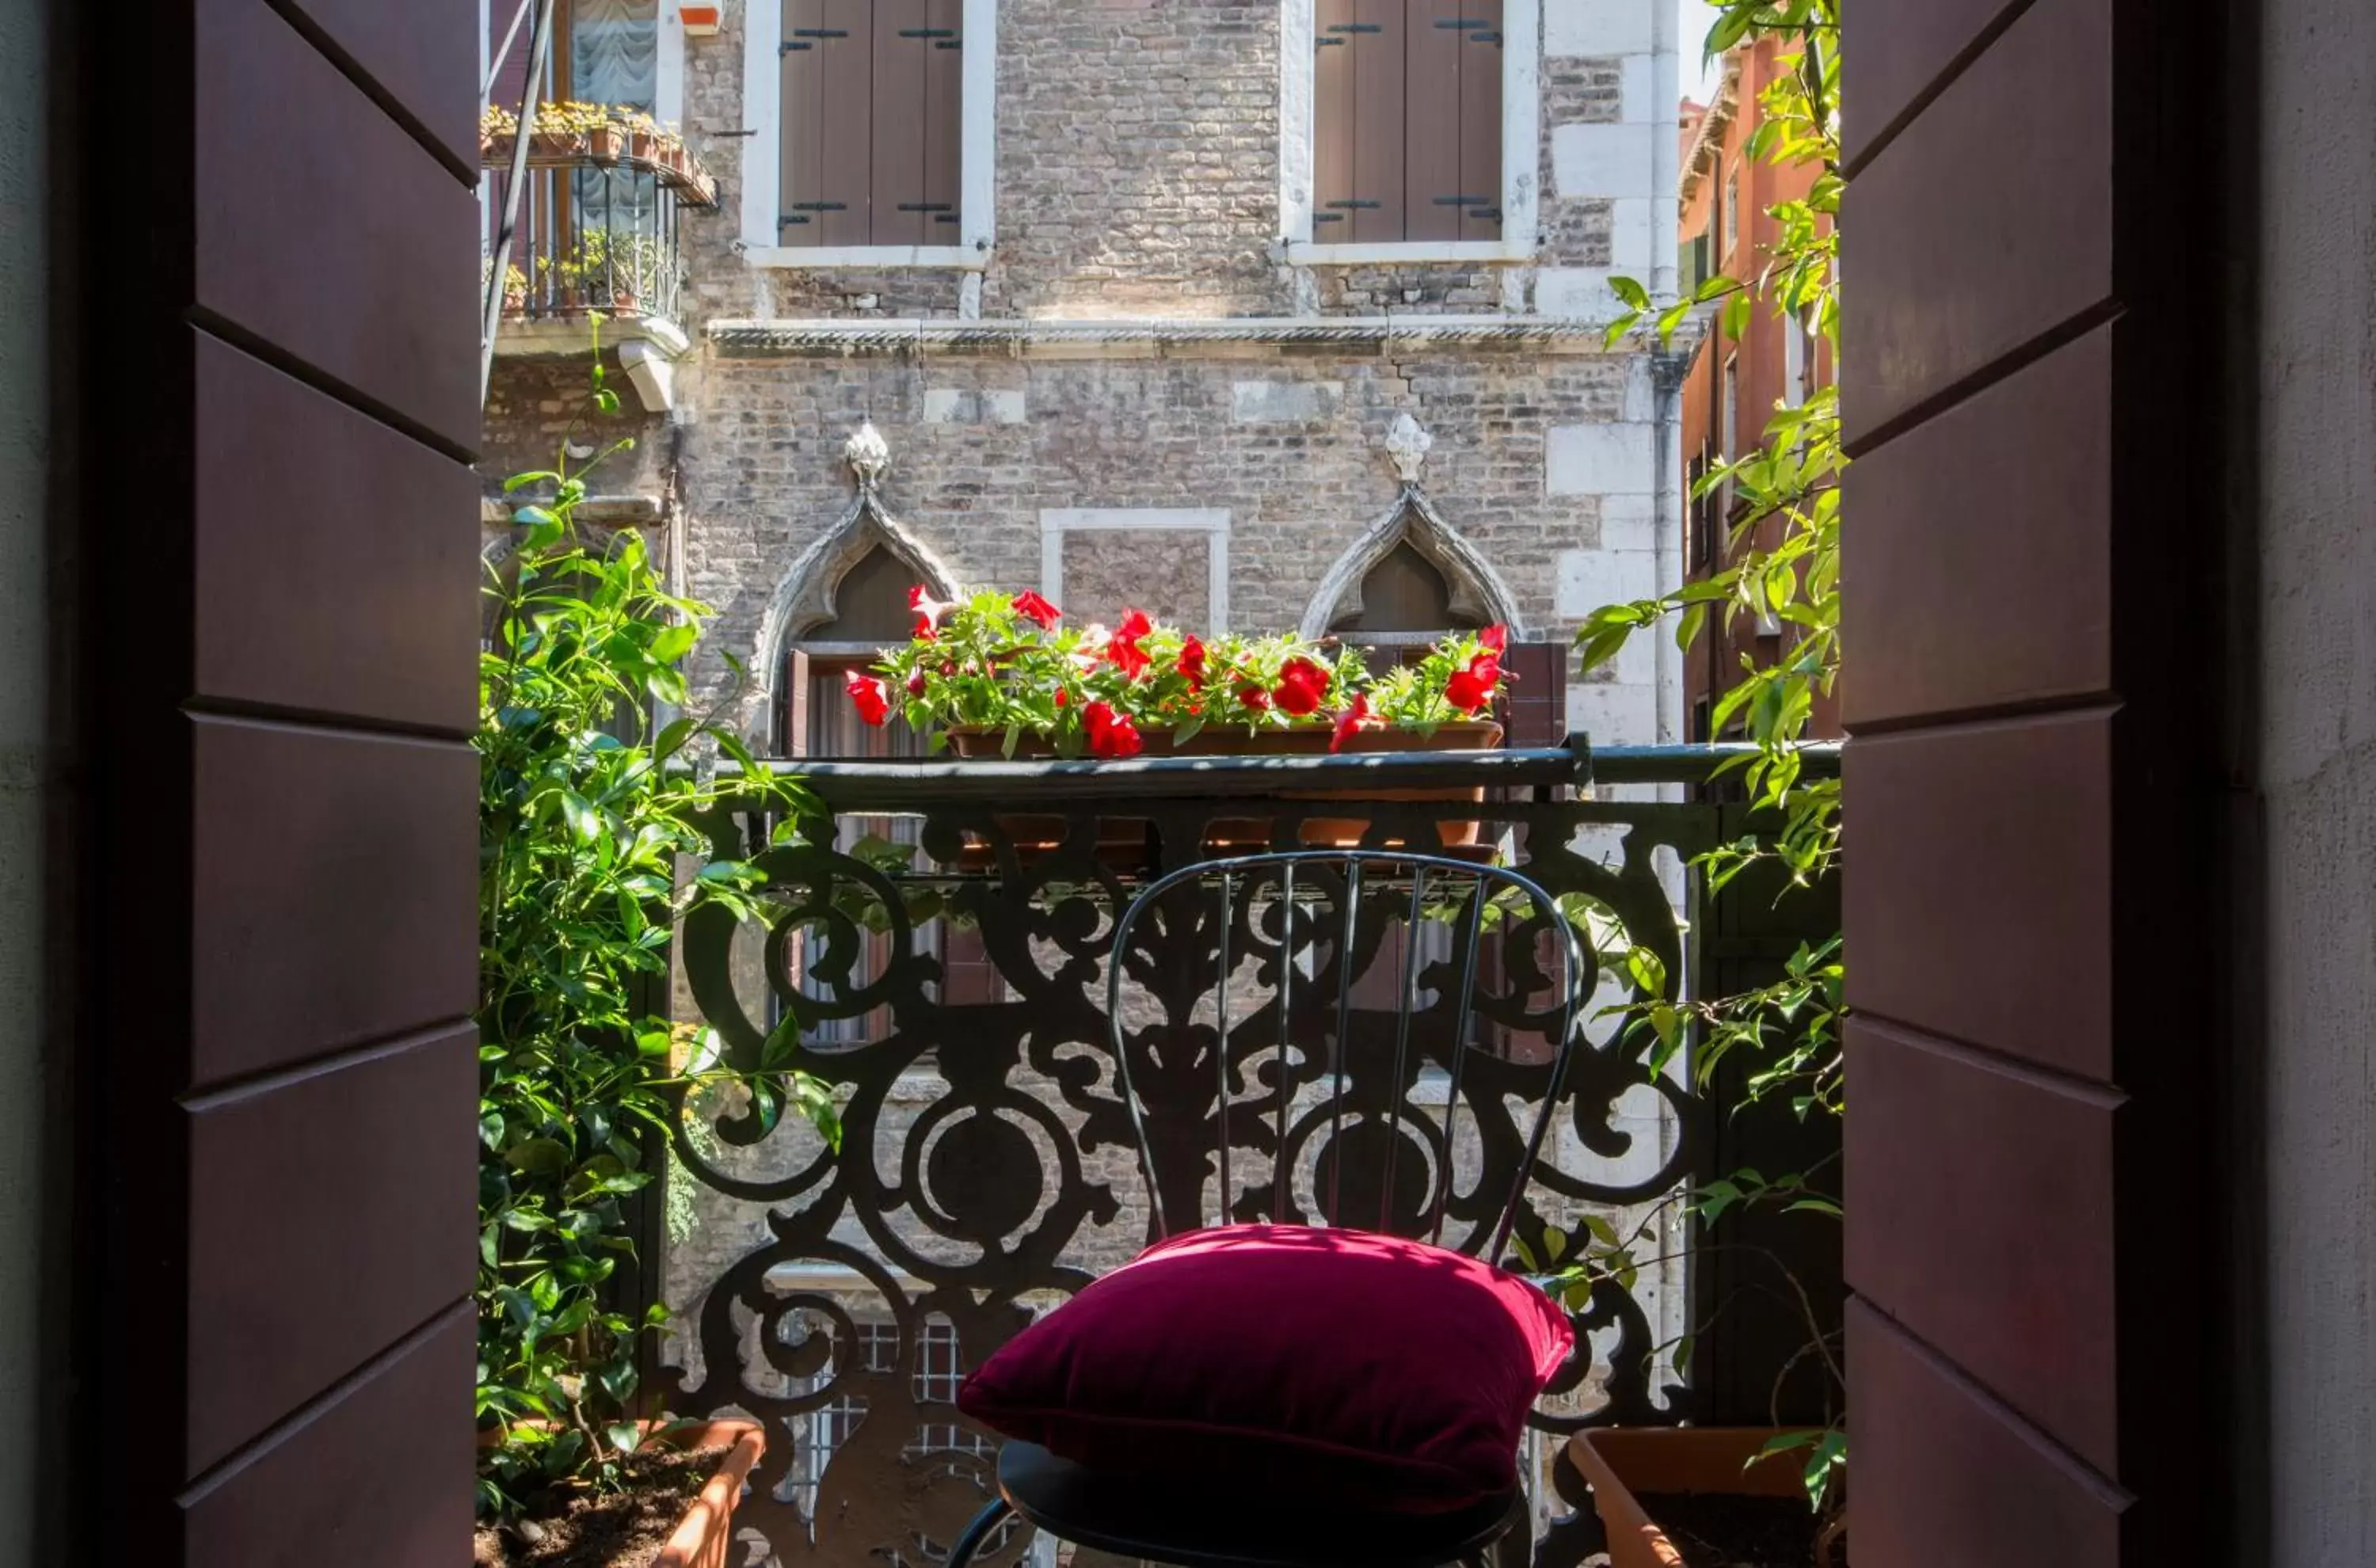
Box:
[848,589,1514,853]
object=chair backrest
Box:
[1104,849,1589,1264]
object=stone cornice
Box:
[706,314,1627,359]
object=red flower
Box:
[1329,695,1374,754]
[1445,655,1501,713]
[905,670,928,698]
[846,669,891,726]
[1273,657,1330,717]
[1106,609,1155,680]
[1054,687,1070,709]
[1178,634,1208,691]
[1237,683,1271,714]
[1479,623,1509,657]
[1082,701,1143,759]
[1012,590,1063,630]
[908,584,954,641]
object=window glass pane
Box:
[570,0,657,109]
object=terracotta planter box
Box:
[944,721,1502,853]
[480,1418,763,1568]
[1569,1427,1815,1568]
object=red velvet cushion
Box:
[956,1224,1573,1513]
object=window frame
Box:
[1277,0,1541,266]
[738,0,998,269]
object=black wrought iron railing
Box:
[479,130,714,327]
[660,742,1841,1568]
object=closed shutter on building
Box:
[1313,0,1502,245]
[780,0,963,247]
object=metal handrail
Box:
[709,739,1841,808]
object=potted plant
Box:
[843,589,1511,849]
[1569,1427,1843,1568]
[474,1420,764,1568]
[477,331,840,1563]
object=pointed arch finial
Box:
[1383,412,1433,486]
[845,420,891,491]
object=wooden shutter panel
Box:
[1500,641,1570,748]
[782,0,870,246]
[780,646,812,757]
[1314,0,1357,238]
[872,0,928,245]
[920,0,963,238]
[1456,0,1502,241]
[1350,0,1406,242]
[1404,2,1464,242]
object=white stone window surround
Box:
[738,0,999,269]
[1277,0,1543,267]
[1039,509,1234,635]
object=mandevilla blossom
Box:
[1106,609,1155,680]
[1273,657,1329,717]
[1329,695,1373,754]
[847,669,891,726]
[908,584,956,641]
[1082,700,1143,759]
[1178,634,1208,691]
[1012,591,1063,630]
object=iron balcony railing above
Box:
[479,116,717,328]
[661,741,1841,1568]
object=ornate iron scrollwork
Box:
[669,774,1723,1566]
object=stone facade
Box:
[484,0,1688,751]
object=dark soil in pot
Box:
[472,1444,730,1568]
[1628,1492,1826,1568]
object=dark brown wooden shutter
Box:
[1456,0,1502,241]
[778,0,823,245]
[1500,641,1569,748]
[939,927,1003,1004]
[1313,0,1357,238]
[1350,0,1406,242]
[1404,5,1464,242]
[781,0,870,246]
[871,0,927,245]
[780,646,812,758]
[921,0,964,238]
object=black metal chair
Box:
[946,850,1591,1568]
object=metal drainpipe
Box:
[481,0,558,409]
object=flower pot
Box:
[478,1418,763,1568]
[1261,719,1502,849]
[587,124,624,162]
[1569,1427,1821,1568]
[943,721,1501,854]
[528,129,583,161]
[649,1420,764,1568]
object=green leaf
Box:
[1625,945,1669,998]
[607,1422,643,1454]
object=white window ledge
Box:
[744,245,990,272]
[1285,240,1534,268]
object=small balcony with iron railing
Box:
[479,102,717,407]
[654,740,1844,1568]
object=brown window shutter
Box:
[920,0,963,238]
[785,0,869,246]
[777,0,834,247]
[871,0,928,246]
[1313,0,1357,238]
[1456,0,1502,242]
[1499,641,1570,748]
[779,646,812,757]
[938,926,1003,1004]
[1403,3,1464,242]
[1350,0,1407,242]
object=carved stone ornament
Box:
[1384,412,1433,486]
[844,419,891,490]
